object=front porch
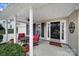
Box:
[0,3,79,56]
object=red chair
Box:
[18,33,25,41]
[33,33,39,46]
[18,33,39,46]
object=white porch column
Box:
[78,10,79,56]
[5,19,8,42]
[14,16,17,43]
[29,6,33,56]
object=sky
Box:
[0,3,8,11]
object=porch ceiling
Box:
[0,3,79,22]
[0,3,47,22]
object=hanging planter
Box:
[0,24,5,42]
[0,35,3,42]
[0,24,5,34]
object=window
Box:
[33,24,36,35]
[62,23,64,40]
[26,24,29,35]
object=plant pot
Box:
[22,44,29,53]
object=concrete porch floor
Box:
[33,40,75,56]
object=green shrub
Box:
[0,43,25,56]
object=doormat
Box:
[49,41,62,47]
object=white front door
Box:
[46,20,66,43]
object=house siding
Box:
[67,10,78,54]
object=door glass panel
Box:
[48,24,49,37]
[41,23,45,37]
[51,22,60,39]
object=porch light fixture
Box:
[27,18,30,22]
[0,3,8,11]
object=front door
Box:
[47,20,66,43]
[51,22,60,40]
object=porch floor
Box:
[33,40,75,56]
